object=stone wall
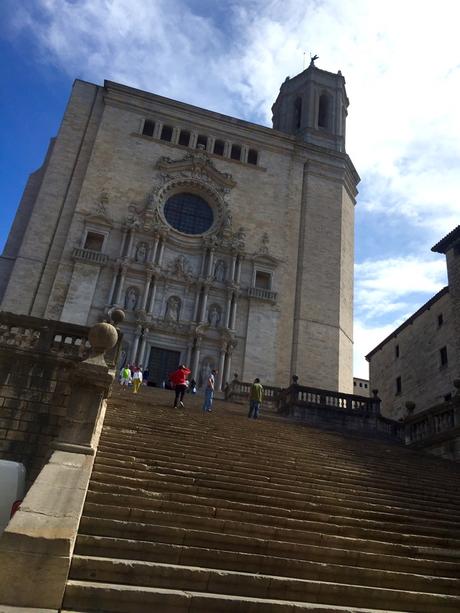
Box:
[368,289,458,420]
[0,311,93,485]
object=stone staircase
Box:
[62,386,460,612]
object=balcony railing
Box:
[248,287,278,302]
[72,247,108,265]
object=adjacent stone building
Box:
[0,62,359,391]
[366,226,460,419]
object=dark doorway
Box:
[148,347,181,387]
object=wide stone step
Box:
[81,500,460,551]
[95,437,460,507]
[63,580,411,613]
[84,487,460,539]
[88,468,460,531]
[74,534,460,593]
[88,468,460,528]
[78,515,456,562]
[67,556,460,611]
[94,447,460,504]
[97,431,460,490]
[92,455,460,525]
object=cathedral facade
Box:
[0,63,359,391]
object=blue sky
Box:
[1,0,458,377]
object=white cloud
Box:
[353,320,398,379]
[355,256,447,321]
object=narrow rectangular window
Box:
[84,231,104,252]
[178,130,190,146]
[160,125,173,142]
[444,393,452,402]
[142,119,155,137]
[213,139,225,156]
[255,271,271,290]
[231,144,242,161]
[438,313,444,327]
[247,149,258,165]
[395,344,400,358]
[396,376,402,395]
[196,134,207,149]
[440,346,448,367]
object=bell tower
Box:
[272,59,348,152]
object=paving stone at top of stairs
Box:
[62,386,460,613]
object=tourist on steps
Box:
[248,378,264,419]
[169,364,191,408]
[120,366,131,390]
[132,367,143,394]
[202,369,217,412]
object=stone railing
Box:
[0,311,91,359]
[247,287,278,302]
[401,395,460,453]
[72,247,108,265]
[225,380,281,405]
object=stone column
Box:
[114,265,127,305]
[108,267,119,304]
[140,272,152,310]
[206,135,215,153]
[230,255,237,283]
[224,141,231,158]
[230,295,238,330]
[157,240,166,265]
[190,132,198,149]
[130,326,142,363]
[119,229,128,257]
[241,145,249,163]
[224,292,232,328]
[236,256,242,284]
[193,287,201,322]
[217,345,226,390]
[206,249,215,278]
[199,288,209,323]
[191,339,201,379]
[138,329,149,367]
[147,278,157,315]
[185,342,193,367]
[153,122,162,139]
[172,127,180,145]
[151,236,159,264]
[223,347,233,389]
[127,229,136,259]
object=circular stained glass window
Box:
[164,192,214,235]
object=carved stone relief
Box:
[208,304,222,327]
[213,259,226,282]
[165,296,181,322]
[135,242,148,263]
[125,287,139,311]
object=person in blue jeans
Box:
[248,378,264,419]
[202,369,217,412]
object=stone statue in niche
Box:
[208,305,221,327]
[165,296,181,322]
[125,287,138,311]
[135,242,148,263]
[171,255,192,277]
[213,259,226,283]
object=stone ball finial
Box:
[88,322,118,355]
[110,308,125,326]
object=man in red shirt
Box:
[169,364,191,408]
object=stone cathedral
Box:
[0,61,359,392]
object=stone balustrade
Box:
[247,286,278,302]
[0,311,91,359]
[72,246,108,265]
[402,396,460,451]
